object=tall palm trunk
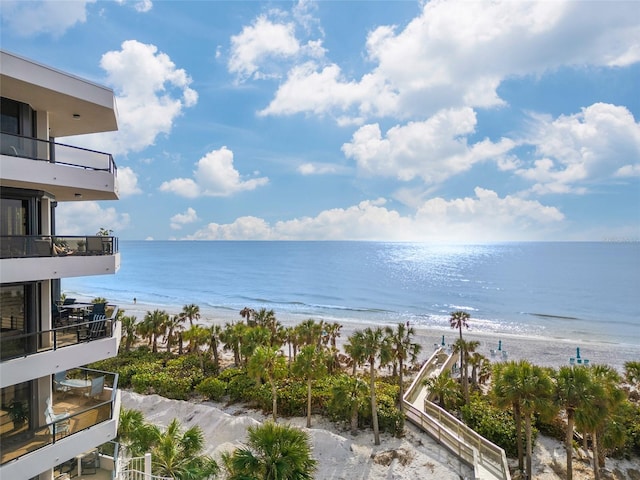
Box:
[306,379,312,428]
[566,411,575,480]
[525,414,533,480]
[592,430,600,480]
[369,362,380,445]
[398,358,404,407]
[514,402,524,473]
[270,380,278,422]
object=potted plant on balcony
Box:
[77,239,86,252]
[7,399,29,430]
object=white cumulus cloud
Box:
[260,1,640,122]
[517,103,640,194]
[66,40,198,156]
[160,146,269,198]
[0,0,94,37]
[229,15,301,81]
[170,208,198,230]
[185,190,564,242]
[116,166,142,197]
[342,108,516,184]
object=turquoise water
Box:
[62,241,640,345]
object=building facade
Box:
[1,50,122,480]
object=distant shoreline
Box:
[85,297,640,372]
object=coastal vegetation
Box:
[89,303,640,480]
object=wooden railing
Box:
[403,347,511,480]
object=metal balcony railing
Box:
[0,235,118,259]
[0,303,119,361]
[0,368,119,466]
[0,131,117,174]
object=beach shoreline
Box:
[92,298,640,372]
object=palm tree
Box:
[322,321,342,349]
[518,361,555,480]
[208,324,223,371]
[181,303,200,327]
[152,418,219,480]
[252,308,281,346]
[554,365,596,480]
[449,311,471,403]
[331,374,369,435]
[468,352,488,388]
[163,314,184,353]
[423,371,460,410]
[283,326,297,367]
[241,326,271,364]
[292,345,328,427]
[142,309,168,353]
[492,361,525,474]
[359,327,391,445]
[247,345,287,421]
[240,306,255,324]
[344,330,366,377]
[624,360,640,387]
[221,322,245,367]
[222,422,316,480]
[575,365,624,480]
[296,319,324,348]
[385,323,422,405]
[183,324,210,373]
[120,315,137,352]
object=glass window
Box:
[0,97,20,135]
[0,198,27,236]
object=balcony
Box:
[0,305,121,387]
[0,236,120,283]
[0,369,120,479]
[0,235,118,259]
[0,132,117,201]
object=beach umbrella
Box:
[576,347,581,359]
[441,335,445,346]
[498,340,502,351]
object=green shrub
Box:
[196,377,227,401]
[226,370,257,403]
[461,395,526,457]
[131,371,193,400]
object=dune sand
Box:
[114,301,640,479]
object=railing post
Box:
[144,452,152,478]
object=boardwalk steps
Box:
[402,347,511,480]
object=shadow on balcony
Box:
[0,370,118,466]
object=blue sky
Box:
[1,0,639,242]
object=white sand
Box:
[117,300,640,372]
[122,391,473,480]
[111,300,640,479]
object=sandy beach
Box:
[117,300,640,373]
[111,300,640,480]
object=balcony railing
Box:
[0,303,119,361]
[1,368,119,466]
[0,235,118,259]
[0,131,117,174]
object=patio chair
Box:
[91,302,106,316]
[53,304,70,327]
[44,401,70,438]
[77,314,107,342]
[45,396,69,421]
[54,371,71,395]
[85,376,105,399]
[80,449,99,475]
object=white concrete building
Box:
[1,50,122,480]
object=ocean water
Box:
[62,241,640,346]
